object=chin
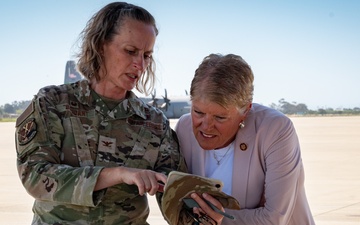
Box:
[198,142,215,150]
[195,137,213,150]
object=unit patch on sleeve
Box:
[18,118,37,145]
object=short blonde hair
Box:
[190,53,254,113]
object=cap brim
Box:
[161,171,240,224]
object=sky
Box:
[1,0,359,110]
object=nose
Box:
[201,115,214,130]
[133,55,145,71]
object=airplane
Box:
[64,60,83,84]
[64,60,191,119]
[140,89,191,119]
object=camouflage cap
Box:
[161,171,240,224]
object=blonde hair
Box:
[77,2,158,95]
[190,53,254,113]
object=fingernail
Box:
[202,193,208,198]
[191,193,197,198]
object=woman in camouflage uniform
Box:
[15,2,186,224]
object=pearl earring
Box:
[239,121,245,129]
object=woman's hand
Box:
[118,167,167,196]
[191,192,225,225]
[95,166,167,195]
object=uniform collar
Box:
[74,79,147,120]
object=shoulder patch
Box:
[17,118,37,145]
[16,101,34,127]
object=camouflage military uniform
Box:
[15,79,187,225]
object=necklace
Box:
[213,143,233,165]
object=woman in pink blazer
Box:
[175,53,315,225]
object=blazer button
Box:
[240,143,247,151]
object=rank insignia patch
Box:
[18,118,37,145]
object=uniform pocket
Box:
[124,127,160,170]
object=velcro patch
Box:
[16,101,34,127]
[98,135,116,153]
[18,118,37,145]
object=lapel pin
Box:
[240,143,247,151]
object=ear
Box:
[247,103,252,110]
[244,103,252,114]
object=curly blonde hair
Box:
[77,2,158,95]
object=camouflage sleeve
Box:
[154,123,188,175]
[15,95,104,207]
[154,119,188,218]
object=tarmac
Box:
[1,116,359,224]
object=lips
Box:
[200,131,215,138]
[127,73,138,79]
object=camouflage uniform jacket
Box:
[15,79,187,225]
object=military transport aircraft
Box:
[64,60,191,119]
[139,89,191,119]
[64,60,83,84]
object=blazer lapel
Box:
[190,134,206,176]
[232,108,256,206]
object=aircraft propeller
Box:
[161,89,171,111]
[148,89,158,107]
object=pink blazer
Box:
[175,103,315,225]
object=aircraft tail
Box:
[64,60,82,84]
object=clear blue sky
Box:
[1,0,359,110]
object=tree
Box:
[295,103,308,115]
[270,98,309,115]
[318,108,326,115]
[4,103,15,114]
